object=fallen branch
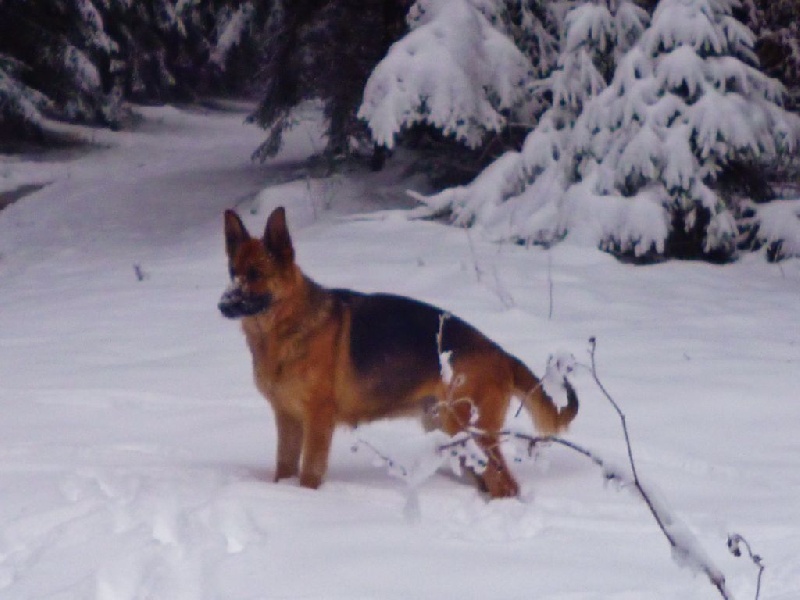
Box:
[578,336,734,600]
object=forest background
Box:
[1,0,799,260]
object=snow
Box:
[2,104,800,599]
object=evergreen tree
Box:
[356,0,562,184]
[415,0,799,261]
[0,0,124,138]
[743,0,800,110]
[415,0,649,245]
[249,0,411,161]
[0,53,52,142]
[568,0,799,259]
[98,0,257,103]
[206,1,269,93]
[0,0,270,144]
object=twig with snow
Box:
[728,533,765,600]
[547,248,554,320]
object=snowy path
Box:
[1,105,800,599]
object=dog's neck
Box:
[240,272,337,378]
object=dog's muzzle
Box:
[218,283,272,319]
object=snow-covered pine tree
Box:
[566,0,800,260]
[0,0,271,144]
[208,2,256,80]
[0,0,124,136]
[412,0,649,245]
[485,0,561,82]
[102,0,200,103]
[203,1,277,95]
[415,0,799,261]
[722,0,800,261]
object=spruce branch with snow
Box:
[0,0,123,135]
[743,0,800,111]
[209,3,256,70]
[0,55,52,141]
[736,198,800,261]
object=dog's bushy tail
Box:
[510,356,578,435]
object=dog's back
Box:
[332,290,493,409]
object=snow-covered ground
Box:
[1,105,799,600]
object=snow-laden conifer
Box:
[250,0,409,160]
[413,0,649,248]
[0,0,271,142]
[568,0,799,258]
[414,0,800,261]
[358,0,538,150]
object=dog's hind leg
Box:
[274,410,303,482]
[470,390,519,498]
[473,433,519,498]
[438,357,519,498]
[439,399,519,497]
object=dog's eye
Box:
[246,266,261,283]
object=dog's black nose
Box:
[218,286,244,319]
[218,300,240,319]
[219,286,272,318]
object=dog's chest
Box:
[243,320,337,413]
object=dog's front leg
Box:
[299,404,336,490]
[274,410,303,482]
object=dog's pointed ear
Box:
[263,206,294,264]
[224,210,250,259]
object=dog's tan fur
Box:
[220,207,578,497]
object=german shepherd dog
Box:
[219,207,578,498]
